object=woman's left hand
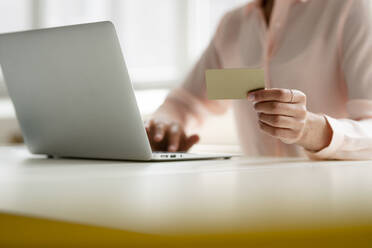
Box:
[247,88,332,151]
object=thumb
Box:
[183,134,200,151]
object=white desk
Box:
[1,146,372,247]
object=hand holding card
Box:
[206,68,265,100]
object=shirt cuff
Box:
[305,115,345,160]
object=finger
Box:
[258,121,299,141]
[182,134,200,151]
[167,124,182,152]
[248,88,306,103]
[147,120,157,143]
[248,88,291,102]
[254,101,306,117]
[154,122,166,142]
[258,113,299,130]
[144,119,153,132]
[147,122,165,151]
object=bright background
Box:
[0,0,249,146]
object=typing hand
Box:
[144,119,200,152]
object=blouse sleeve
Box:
[308,0,372,160]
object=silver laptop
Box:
[0,21,231,161]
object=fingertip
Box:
[192,134,200,142]
[168,145,177,152]
[154,134,163,142]
[188,134,200,144]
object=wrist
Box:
[298,112,332,152]
[152,103,186,126]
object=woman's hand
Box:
[145,119,200,152]
[247,88,332,152]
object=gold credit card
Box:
[206,68,265,100]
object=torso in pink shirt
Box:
[156,0,372,159]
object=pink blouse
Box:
[155,0,372,160]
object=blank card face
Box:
[206,68,265,100]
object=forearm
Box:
[303,116,372,160]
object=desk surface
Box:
[1,146,372,246]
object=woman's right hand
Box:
[145,119,200,152]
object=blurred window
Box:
[0,0,249,92]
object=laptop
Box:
[0,21,232,161]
